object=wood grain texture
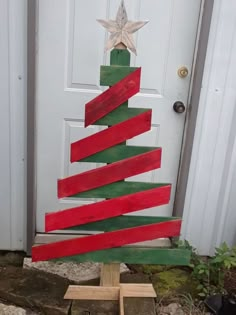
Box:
[85,68,141,127]
[120,284,156,298]
[71,111,151,162]
[46,185,171,232]
[120,287,125,315]
[110,49,130,66]
[100,263,120,287]
[58,148,162,198]
[64,284,155,301]
[72,182,168,199]
[54,248,191,265]
[32,220,181,261]
[80,144,158,163]
[64,286,120,300]
[35,233,171,248]
[94,107,150,126]
[100,66,138,86]
[67,215,176,232]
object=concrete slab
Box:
[24,258,129,283]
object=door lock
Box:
[178,66,189,78]
[173,101,186,114]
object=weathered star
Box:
[97,0,148,55]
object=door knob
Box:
[178,66,189,78]
[173,101,186,114]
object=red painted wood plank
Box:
[85,68,141,127]
[58,148,162,198]
[71,111,151,162]
[46,185,171,232]
[32,220,181,262]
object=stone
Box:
[151,268,198,299]
[24,258,129,283]
[0,266,72,315]
[0,302,39,315]
[0,303,27,315]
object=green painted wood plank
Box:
[100,66,138,86]
[80,145,158,163]
[94,107,150,126]
[54,248,191,265]
[98,49,131,129]
[110,49,130,66]
[66,215,177,232]
[72,182,169,199]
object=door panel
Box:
[36,0,202,231]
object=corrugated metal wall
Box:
[0,0,27,250]
[182,0,236,255]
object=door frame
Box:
[26,0,214,254]
[173,0,214,216]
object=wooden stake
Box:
[119,285,125,315]
[100,263,120,287]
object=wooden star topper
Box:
[97,0,148,55]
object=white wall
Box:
[0,0,27,250]
[182,0,236,255]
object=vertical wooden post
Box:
[100,263,120,287]
[100,46,130,292]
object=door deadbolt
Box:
[173,101,186,114]
[178,66,189,78]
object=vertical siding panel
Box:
[0,0,11,249]
[8,0,27,250]
[0,0,26,250]
[182,0,236,255]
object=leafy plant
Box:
[176,240,236,298]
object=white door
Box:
[36,0,202,232]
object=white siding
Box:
[182,0,236,255]
[0,0,27,250]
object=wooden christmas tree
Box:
[32,1,190,311]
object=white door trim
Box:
[174,0,214,215]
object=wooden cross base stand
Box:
[64,263,157,315]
